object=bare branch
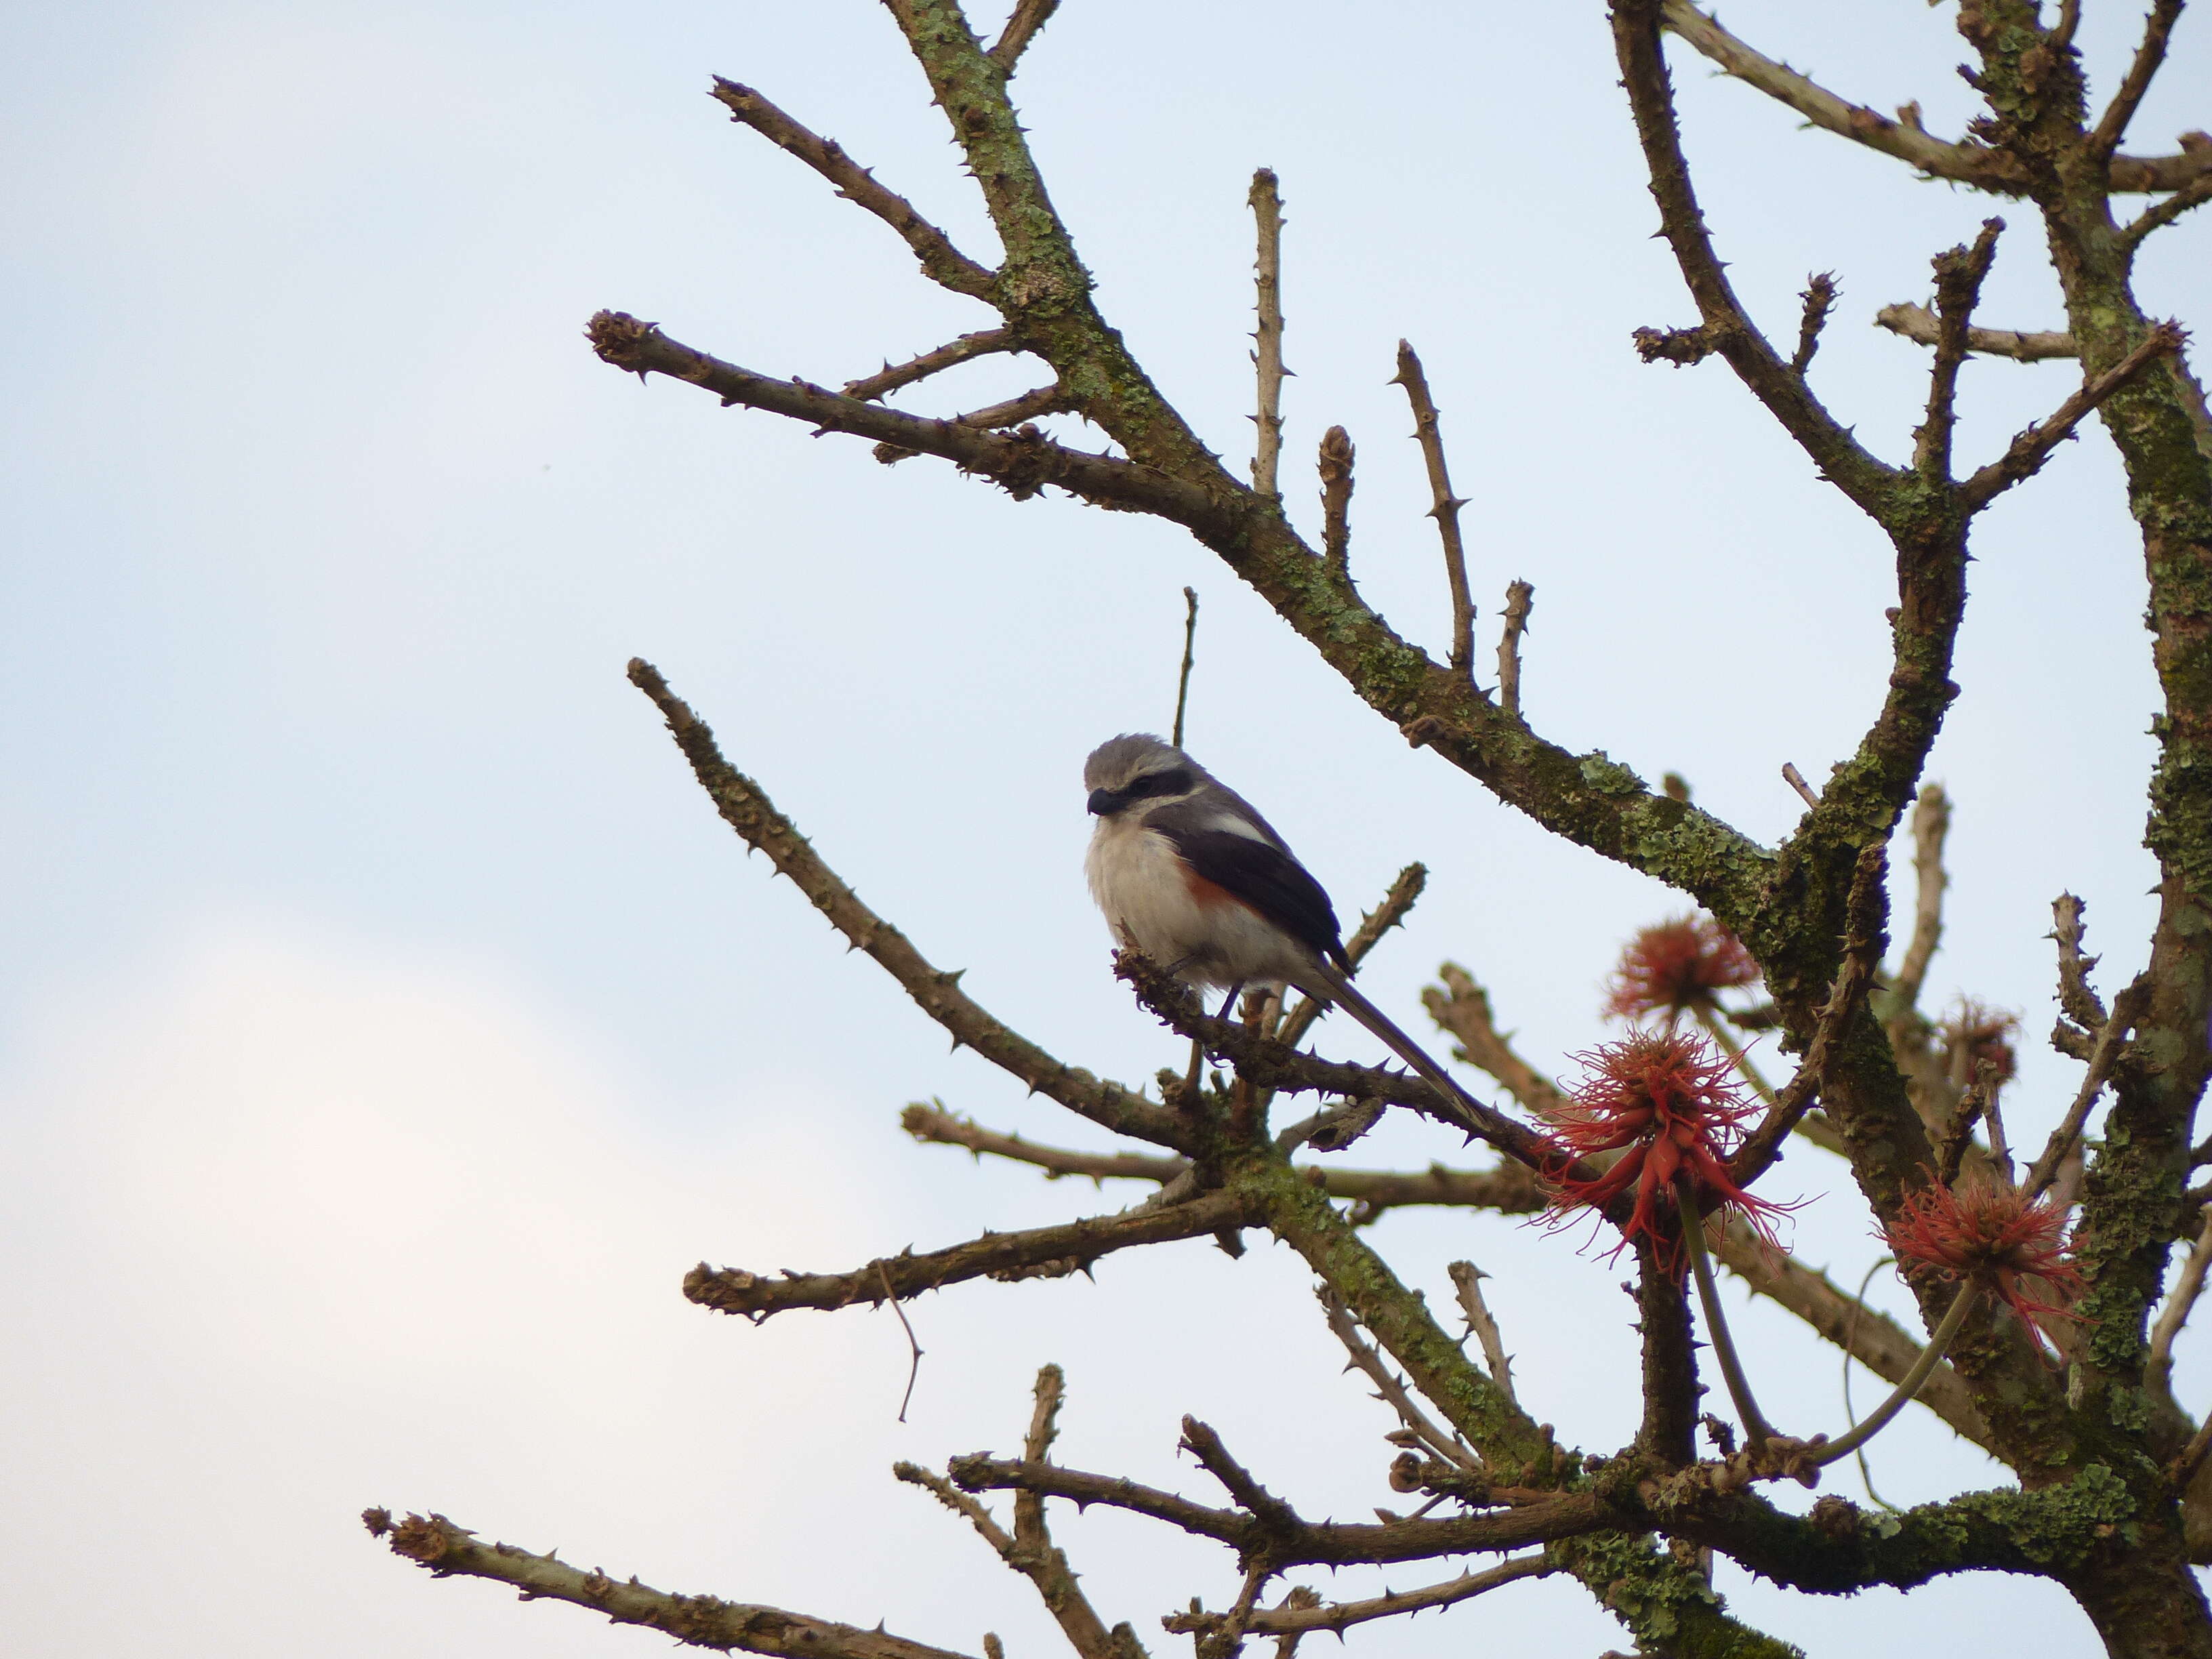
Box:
[2053,890,2107,1036]
[1959,323,2187,509]
[987,0,1061,72]
[1172,586,1199,750]
[2091,0,2184,161]
[2149,1208,2212,1406]
[2022,977,2151,1202]
[364,1510,975,1659]
[897,1367,1147,1659]
[1876,301,2077,362]
[1422,963,1568,1117]
[903,1101,1183,1181]
[1181,1418,1304,1541]
[1167,1555,1555,1637]
[626,657,1191,1150]
[1660,0,2212,197]
[683,1187,1263,1320]
[707,79,996,297]
[1892,783,1951,1012]
[2121,167,2212,249]
[1496,579,1533,718]
[945,1453,1612,1567]
[1913,220,2005,480]
[1319,1287,1482,1473]
[1277,862,1427,1050]
[1791,272,1838,376]
[844,329,1014,402]
[1249,169,1286,500]
[1730,842,1887,1187]
[1317,426,1353,580]
[1391,342,1476,679]
[1612,1,1902,521]
[1781,762,1820,809]
[951,384,1073,430]
[1448,1261,1517,1407]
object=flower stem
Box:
[1806,1283,1979,1469]
[1677,1181,1778,1451]
[1693,1005,1776,1105]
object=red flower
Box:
[1885,1179,2085,1355]
[1539,1027,1792,1277]
[1940,998,2020,1086]
[1605,916,1760,1023]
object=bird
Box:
[1082,732,1481,1125]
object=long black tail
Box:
[1297,958,1488,1136]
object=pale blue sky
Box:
[4,3,2208,1654]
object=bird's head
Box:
[1083,733,1202,818]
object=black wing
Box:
[1155,817,1346,967]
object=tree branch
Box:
[1496,579,1533,718]
[1959,324,2185,510]
[1892,782,1951,1012]
[2090,0,2184,161]
[1662,0,2212,197]
[683,1187,1263,1319]
[1876,301,2078,363]
[1249,169,1286,500]
[1391,342,1475,678]
[364,1510,976,1659]
[844,329,1014,402]
[708,79,996,297]
[1912,219,2005,480]
[1164,1555,1555,1637]
[1317,426,1353,580]
[1276,861,1427,1050]
[626,656,1192,1150]
[987,0,1061,72]
[1319,1287,1482,1473]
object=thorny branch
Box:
[1249,169,1286,499]
[1391,342,1476,680]
[1164,1555,1556,1637]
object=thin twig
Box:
[1422,964,1568,1117]
[1960,323,2187,508]
[1913,220,2005,480]
[1319,1288,1483,1473]
[1781,763,1820,808]
[1730,842,1886,1185]
[2148,1207,2212,1404]
[1166,1555,1555,1637]
[626,658,1191,1151]
[684,1187,1263,1320]
[880,1261,924,1421]
[1892,783,1950,1012]
[1172,587,1199,749]
[2053,892,2108,1031]
[1276,862,1427,1050]
[844,329,1014,401]
[987,0,1061,71]
[2091,0,2184,160]
[366,1511,978,1659]
[2121,168,2212,249]
[1448,1261,1517,1406]
[1875,302,2077,363]
[2022,976,2149,1201]
[707,80,995,297]
[1318,426,1353,579]
[1679,1183,1780,1450]
[1249,169,1286,500]
[1496,579,1533,718]
[1791,272,1838,375]
[1391,342,1475,678]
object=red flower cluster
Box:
[1605,916,1760,1023]
[1885,1179,2085,1356]
[1940,998,2020,1086]
[1539,1027,1791,1277]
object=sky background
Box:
[5,2,2209,1654]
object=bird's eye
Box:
[1120,767,1195,802]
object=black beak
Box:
[1086,787,1120,816]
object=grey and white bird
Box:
[1082,732,1479,1122]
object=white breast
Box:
[1084,813,1311,991]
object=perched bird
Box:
[1082,732,1478,1120]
